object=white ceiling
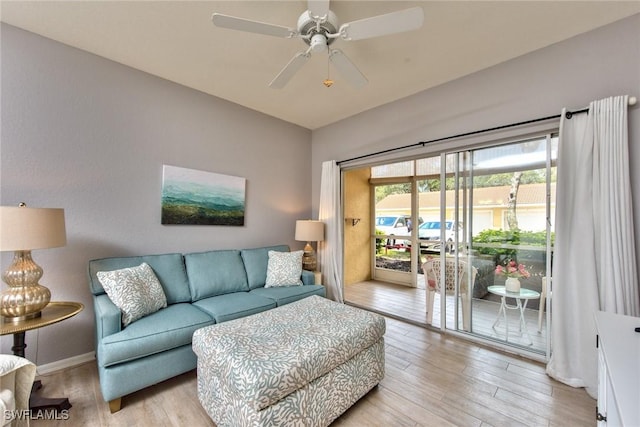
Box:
[2,1,639,130]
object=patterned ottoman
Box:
[192,295,385,426]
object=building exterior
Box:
[375,183,556,235]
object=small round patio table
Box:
[487,286,540,346]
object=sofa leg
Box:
[108,398,122,413]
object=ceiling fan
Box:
[211,0,424,89]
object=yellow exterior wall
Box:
[343,168,371,285]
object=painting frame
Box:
[161,165,245,226]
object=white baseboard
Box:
[36,351,96,375]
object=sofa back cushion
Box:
[88,254,191,305]
[185,249,249,301]
[240,245,290,290]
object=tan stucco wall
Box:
[344,168,371,285]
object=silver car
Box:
[405,220,463,252]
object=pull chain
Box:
[323,54,334,88]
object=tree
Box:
[375,183,411,203]
[419,177,456,192]
[506,172,523,230]
[473,170,546,187]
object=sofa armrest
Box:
[93,294,122,340]
[301,270,315,286]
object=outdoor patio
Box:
[344,279,547,351]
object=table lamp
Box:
[0,203,66,322]
[295,220,324,271]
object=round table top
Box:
[487,285,540,299]
[0,301,83,335]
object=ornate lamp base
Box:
[302,242,317,271]
[1,250,51,323]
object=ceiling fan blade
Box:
[329,49,368,89]
[339,6,424,41]
[269,51,311,89]
[307,0,330,18]
[211,13,296,38]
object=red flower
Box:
[495,259,530,279]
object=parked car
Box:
[405,220,464,252]
[375,215,423,246]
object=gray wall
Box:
[0,24,312,363]
[311,13,640,273]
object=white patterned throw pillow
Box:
[265,250,303,288]
[97,262,167,327]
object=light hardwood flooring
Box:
[30,316,594,427]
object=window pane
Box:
[468,137,555,353]
[374,183,413,279]
[371,161,414,178]
[416,156,458,177]
[472,136,556,175]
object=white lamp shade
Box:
[0,206,66,251]
[295,220,324,242]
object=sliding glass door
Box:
[362,133,556,357]
[437,135,556,356]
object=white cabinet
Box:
[595,311,640,426]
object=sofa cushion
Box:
[88,254,191,305]
[98,303,214,368]
[185,250,249,301]
[240,245,290,290]
[193,293,276,323]
[97,263,168,327]
[265,250,303,288]
[250,285,326,306]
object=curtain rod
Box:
[337,96,637,166]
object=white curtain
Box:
[318,160,343,302]
[592,97,639,314]
[547,95,639,398]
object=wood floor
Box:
[345,280,548,352]
[30,316,594,427]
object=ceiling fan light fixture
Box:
[310,33,327,52]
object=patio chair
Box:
[423,258,477,331]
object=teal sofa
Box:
[87,245,325,413]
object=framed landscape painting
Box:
[161,165,245,226]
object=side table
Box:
[487,286,540,345]
[1,301,83,411]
